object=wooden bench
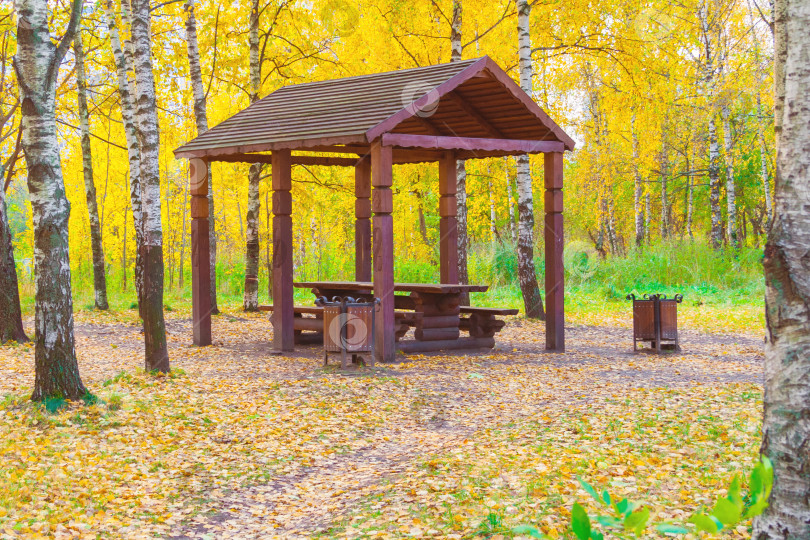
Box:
[459,306,518,338]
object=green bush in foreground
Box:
[513,457,773,539]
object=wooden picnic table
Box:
[294,281,502,352]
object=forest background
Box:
[0,0,773,331]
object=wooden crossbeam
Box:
[381,133,565,154]
[205,153,360,167]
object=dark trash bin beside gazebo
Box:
[174,56,575,362]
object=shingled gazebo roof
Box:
[174,56,574,160]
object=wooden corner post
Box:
[189,158,212,346]
[272,149,295,352]
[438,151,459,284]
[355,156,372,282]
[544,152,565,351]
[371,141,395,363]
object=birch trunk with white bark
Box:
[105,0,143,310]
[184,0,218,313]
[515,0,543,319]
[754,1,810,536]
[15,0,88,400]
[451,0,469,302]
[130,0,169,373]
[505,157,516,242]
[74,30,108,310]
[243,0,261,311]
[722,105,738,248]
[709,115,723,249]
[631,111,644,247]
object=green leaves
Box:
[711,497,742,525]
[623,507,650,535]
[561,456,773,539]
[571,503,592,540]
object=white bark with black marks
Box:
[130,0,169,372]
[74,29,108,310]
[754,1,810,536]
[14,0,88,400]
[722,105,738,247]
[515,0,544,319]
[105,0,143,309]
[243,0,261,311]
[631,111,644,247]
[709,115,723,248]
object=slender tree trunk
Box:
[660,124,669,240]
[709,115,723,249]
[0,180,27,343]
[754,1,810,536]
[184,0,218,313]
[631,111,644,247]
[74,31,109,310]
[515,0,544,319]
[243,0,261,311]
[722,105,738,248]
[15,0,87,400]
[488,169,497,241]
[179,183,187,289]
[757,93,774,227]
[505,157,516,242]
[106,0,143,310]
[686,151,694,239]
[451,0,469,302]
[130,0,169,373]
[122,204,128,291]
[644,192,651,244]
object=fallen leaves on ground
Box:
[0,306,763,538]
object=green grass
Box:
[15,238,765,332]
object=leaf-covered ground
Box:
[0,310,762,539]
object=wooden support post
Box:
[189,158,212,346]
[438,151,459,284]
[355,156,372,281]
[544,152,565,351]
[272,149,295,352]
[372,141,395,363]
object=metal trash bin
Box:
[316,296,378,368]
[626,293,683,352]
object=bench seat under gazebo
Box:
[174,56,574,362]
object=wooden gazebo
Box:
[174,56,574,362]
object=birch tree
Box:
[243,0,261,312]
[631,110,644,247]
[754,0,810,536]
[451,0,470,304]
[14,0,88,400]
[105,0,143,312]
[130,0,169,372]
[74,28,108,310]
[184,0,218,314]
[721,104,738,247]
[515,0,544,319]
